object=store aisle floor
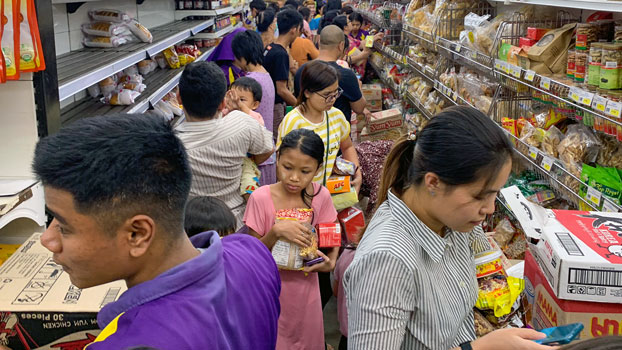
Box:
[324,296,341,348]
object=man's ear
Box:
[339,41,345,53]
[120,215,157,259]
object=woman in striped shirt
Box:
[344,106,552,350]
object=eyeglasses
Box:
[315,87,343,102]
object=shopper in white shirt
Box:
[175,61,274,230]
[345,106,552,350]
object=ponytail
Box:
[375,134,417,210]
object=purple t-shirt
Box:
[246,71,275,133]
[86,232,281,350]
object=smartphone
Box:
[304,257,324,267]
[534,323,584,345]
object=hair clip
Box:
[407,131,417,141]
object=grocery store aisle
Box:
[324,296,341,348]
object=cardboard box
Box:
[326,176,351,194]
[367,108,403,134]
[362,84,383,112]
[527,27,552,41]
[338,207,365,245]
[524,250,622,338]
[366,99,383,112]
[317,223,342,248]
[360,126,404,142]
[0,233,126,350]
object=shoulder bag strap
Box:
[323,111,330,186]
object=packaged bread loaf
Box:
[89,9,130,23]
[82,22,127,37]
[126,19,153,43]
[83,34,132,48]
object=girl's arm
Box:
[340,136,362,193]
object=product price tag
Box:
[581,91,594,106]
[471,51,478,60]
[525,70,536,82]
[455,44,461,52]
[606,100,622,118]
[592,95,608,112]
[452,91,458,101]
[494,59,503,70]
[540,155,554,172]
[603,200,619,213]
[510,64,522,78]
[540,77,551,90]
[586,186,602,207]
[568,87,581,103]
[528,146,539,160]
[503,62,511,74]
[402,55,407,64]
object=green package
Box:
[498,43,512,62]
[581,165,622,206]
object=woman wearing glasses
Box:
[277,60,362,193]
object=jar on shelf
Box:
[575,50,588,83]
[616,23,622,43]
[185,0,194,9]
[607,90,622,138]
[576,23,597,50]
[567,49,576,79]
[588,43,603,87]
[599,43,622,90]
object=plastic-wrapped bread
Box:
[81,22,128,37]
[83,34,132,48]
[89,9,130,23]
[126,19,153,43]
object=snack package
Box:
[475,273,525,318]
[492,217,515,248]
[154,100,174,121]
[474,309,495,337]
[163,91,183,116]
[519,122,545,148]
[331,187,358,211]
[123,65,138,76]
[119,82,146,93]
[502,118,518,137]
[317,223,341,248]
[541,125,564,158]
[138,59,157,75]
[557,124,601,177]
[154,53,168,69]
[0,0,5,83]
[89,9,131,23]
[504,232,527,260]
[580,165,622,207]
[81,22,127,37]
[87,84,101,98]
[162,47,180,69]
[333,157,356,176]
[271,209,317,270]
[17,0,34,72]
[101,89,140,105]
[126,19,153,43]
[98,77,117,96]
[119,74,143,84]
[83,34,132,48]
[2,0,19,80]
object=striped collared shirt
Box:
[344,191,490,350]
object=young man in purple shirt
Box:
[31,114,281,350]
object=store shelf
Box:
[405,56,436,85]
[356,8,402,28]
[174,6,237,20]
[369,59,399,93]
[57,19,213,102]
[60,46,215,126]
[193,22,243,39]
[403,25,437,50]
[405,91,433,120]
[488,0,622,12]
[435,37,494,77]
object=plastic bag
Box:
[474,309,495,337]
[581,165,622,206]
[118,82,146,93]
[154,53,168,69]
[2,0,19,80]
[98,77,117,96]
[119,74,143,85]
[475,274,525,317]
[493,218,515,248]
[271,210,317,270]
[558,124,601,175]
[101,89,140,105]
[519,122,545,148]
[333,157,357,176]
[163,47,180,69]
[81,21,128,37]
[138,59,157,75]
[87,84,101,98]
[154,100,174,122]
[89,9,131,23]
[126,19,152,43]
[541,125,564,158]
[83,34,133,48]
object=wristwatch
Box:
[459,342,473,350]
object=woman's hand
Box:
[471,328,556,350]
[303,250,336,273]
[271,220,313,248]
[351,168,363,194]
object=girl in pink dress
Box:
[244,128,339,350]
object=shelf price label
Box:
[540,155,554,172]
[494,59,503,71]
[471,51,478,60]
[510,64,522,78]
[592,95,608,112]
[528,146,539,160]
[540,77,551,90]
[606,100,622,118]
[452,91,459,101]
[586,186,603,207]
[524,70,536,82]
[454,44,462,53]
[568,87,581,103]
[603,200,619,213]
[581,91,595,106]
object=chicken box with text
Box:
[0,234,126,350]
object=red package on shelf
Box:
[338,207,365,245]
[317,223,341,248]
[527,27,551,41]
[519,37,537,50]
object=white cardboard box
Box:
[502,186,622,303]
[0,233,126,349]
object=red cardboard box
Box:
[524,250,622,339]
[317,223,341,248]
[338,207,365,245]
[527,27,551,41]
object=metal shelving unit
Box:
[488,0,622,12]
[57,19,214,101]
[174,5,246,20]
[193,22,243,39]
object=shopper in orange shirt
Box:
[290,7,319,66]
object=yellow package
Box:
[0,243,21,266]
[331,187,358,211]
[475,275,524,317]
[163,47,180,69]
[2,0,19,79]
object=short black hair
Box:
[257,8,276,33]
[282,4,297,11]
[348,12,363,23]
[232,30,264,65]
[298,7,311,21]
[319,9,340,31]
[267,2,280,13]
[33,114,191,236]
[277,8,303,35]
[231,77,263,103]
[184,197,237,237]
[325,0,341,12]
[332,15,348,31]
[342,5,353,14]
[285,0,299,8]
[179,61,226,119]
[249,0,266,11]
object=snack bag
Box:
[101,89,140,105]
[89,9,131,23]
[333,157,357,176]
[519,122,545,148]
[502,118,518,137]
[25,0,44,71]
[17,0,35,71]
[492,217,515,248]
[541,125,564,158]
[475,273,525,317]
[162,47,180,69]
[81,21,127,37]
[271,209,317,270]
[2,0,19,80]
[126,19,152,43]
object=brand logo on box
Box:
[369,119,403,133]
[536,290,558,326]
[554,211,622,263]
[592,317,622,337]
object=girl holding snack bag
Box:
[244,128,339,350]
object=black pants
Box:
[339,335,348,350]
[319,271,332,308]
